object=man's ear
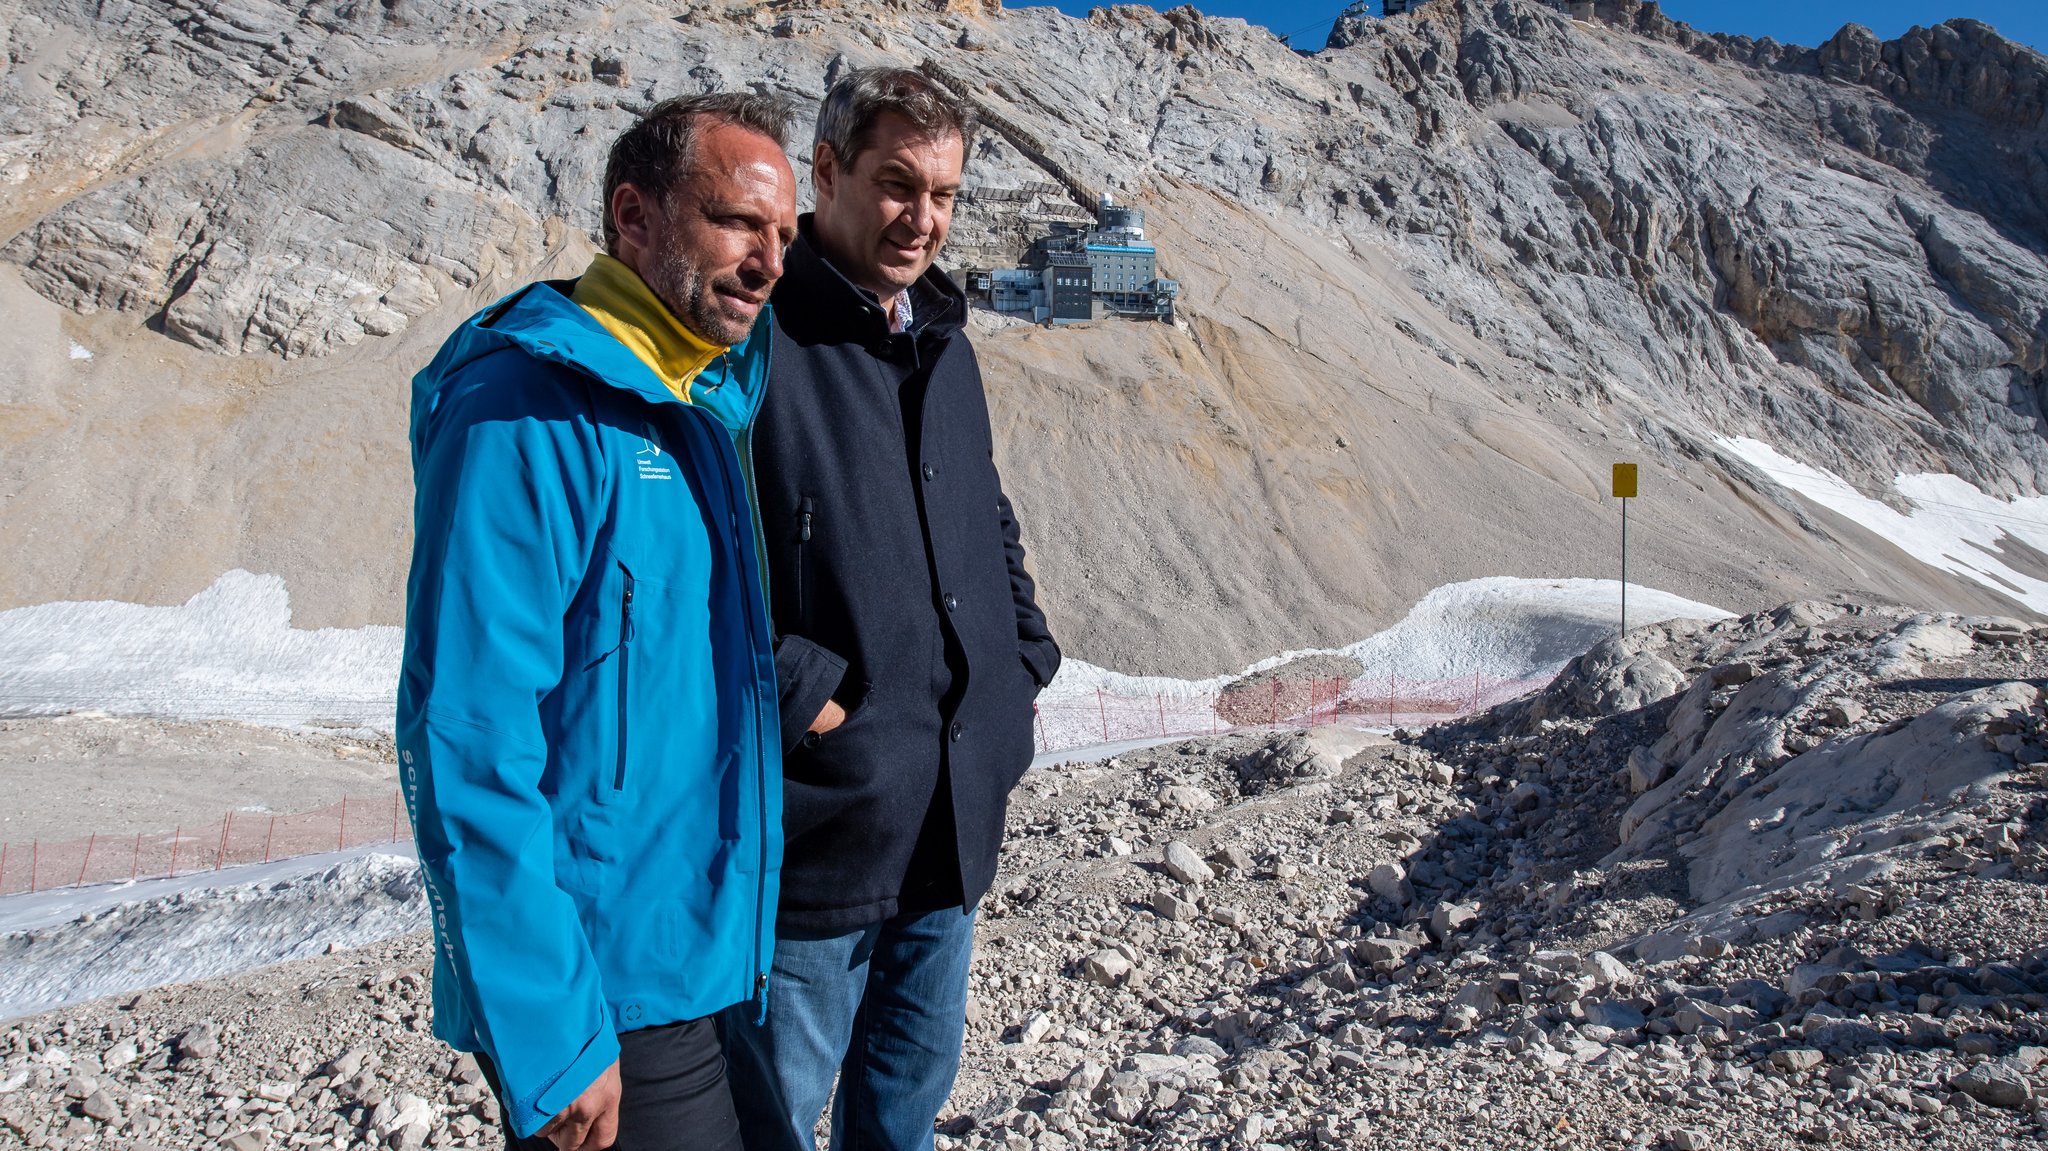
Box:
[611,182,656,254]
[812,141,840,206]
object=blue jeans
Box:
[719,905,977,1151]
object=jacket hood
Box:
[412,278,773,438]
[773,216,967,347]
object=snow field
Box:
[0,851,426,1020]
[0,569,1733,1017]
[0,570,400,729]
[1035,576,1731,747]
[1,571,1727,747]
[1720,435,2048,613]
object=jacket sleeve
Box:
[398,362,618,1139]
[994,470,1061,690]
[773,634,849,752]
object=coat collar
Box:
[414,278,773,436]
[773,215,966,349]
[569,254,727,401]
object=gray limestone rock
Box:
[1951,1062,2033,1109]
[1161,841,1213,886]
[1080,950,1132,987]
[172,1024,217,1064]
[1233,733,1346,795]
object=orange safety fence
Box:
[0,790,412,898]
[1,669,1546,897]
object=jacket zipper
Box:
[614,568,635,795]
[698,350,772,1017]
[743,426,770,1019]
[743,430,771,1018]
[797,496,814,628]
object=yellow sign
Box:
[1613,463,1638,499]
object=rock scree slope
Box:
[6,599,2048,1148]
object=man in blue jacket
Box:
[721,69,1059,1151]
[398,92,797,1151]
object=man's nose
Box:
[906,193,936,235]
[750,229,786,282]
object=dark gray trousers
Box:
[482,1017,741,1151]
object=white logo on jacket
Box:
[636,423,674,481]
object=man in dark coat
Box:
[719,68,1059,1151]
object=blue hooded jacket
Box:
[397,280,781,1138]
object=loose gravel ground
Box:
[4,601,2047,1150]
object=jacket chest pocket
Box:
[600,563,637,804]
[594,537,720,808]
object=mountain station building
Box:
[972,194,1179,325]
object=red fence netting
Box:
[1029,670,1544,750]
[1,669,1544,897]
[0,790,412,897]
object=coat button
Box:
[922,463,935,481]
[801,731,821,748]
[950,721,964,742]
[944,593,959,611]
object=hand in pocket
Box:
[809,698,847,735]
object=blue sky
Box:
[1041,1,2046,55]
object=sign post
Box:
[1612,463,1637,634]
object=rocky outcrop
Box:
[1312,1,2048,496]
[7,0,2043,475]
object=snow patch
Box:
[0,570,401,730]
[1045,577,1728,702]
[1035,577,1729,744]
[0,572,1726,748]
[1327,576,1729,683]
[67,340,92,361]
[1720,436,2048,613]
[0,851,426,1020]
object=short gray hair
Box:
[813,68,976,169]
[601,92,794,251]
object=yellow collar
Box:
[570,254,726,402]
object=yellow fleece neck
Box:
[571,254,726,402]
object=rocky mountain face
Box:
[1,0,2044,672]
[1322,2,2048,496]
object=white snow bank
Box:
[0,570,402,730]
[1326,576,1730,683]
[1034,577,1730,745]
[1720,436,2048,614]
[0,851,426,1020]
[0,571,1726,747]
[1040,573,1728,700]
[67,340,92,362]
[1043,577,1729,703]
[0,573,1733,1014]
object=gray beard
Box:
[644,240,755,348]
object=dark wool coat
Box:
[757,223,1060,933]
